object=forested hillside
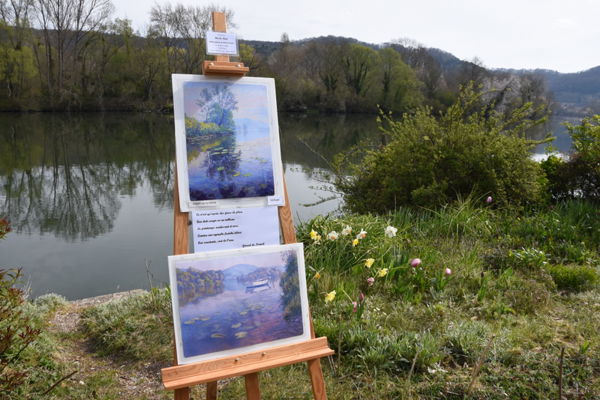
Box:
[0,0,580,114]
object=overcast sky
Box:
[113,0,600,73]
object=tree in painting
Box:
[279,251,301,320]
[189,84,238,135]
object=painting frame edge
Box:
[168,243,311,365]
[172,74,285,212]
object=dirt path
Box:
[48,290,170,399]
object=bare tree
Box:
[34,0,113,101]
[149,3,234,74]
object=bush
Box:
[80,289,173,362]
[334,84,548,213]
[0,269,41,393]
[542,115,600,201]
[547,264,599,292]
[0,218,10,239]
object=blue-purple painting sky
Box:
[184,82,269,126]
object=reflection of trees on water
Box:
[278,113,379,171]
[0,113,174,241]
[204,133,242,182]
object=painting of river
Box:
[182,79,278,201]
[169,244,309,364]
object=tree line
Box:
[0,0,551,114]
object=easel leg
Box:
[244,373,261,400]
[307,359,327,400]
[207,381,218,400]
[174,387,190,400]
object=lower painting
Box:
[168,243,311,365]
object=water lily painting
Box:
[173,75,284,211]
[169,243,310,365]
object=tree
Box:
[377,47,422,113]
[149,3,234,74]
[0,0,38,103]
[341,43,377,97]
[34,0,114,104]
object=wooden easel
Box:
[162,12,333,400]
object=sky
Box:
[112,0,600,73]
[174,249,288,271]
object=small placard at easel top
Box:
[163,11,333,400]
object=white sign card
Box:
[192,207,280,252]
[206,31,239,56]
[172,75,285,211]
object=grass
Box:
[3,199,599,399]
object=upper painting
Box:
[173,75,284,211]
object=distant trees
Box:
[0,3,552,114]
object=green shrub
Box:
[81,289,173,362]
[542,115,600,202]
[508,247,548,270]
[0,269,41,394]
[547,264,599,292]
[334,84,547,213]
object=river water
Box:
[0,112,575,299]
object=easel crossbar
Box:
[162,337,334,390]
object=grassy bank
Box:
[3,199,600,399]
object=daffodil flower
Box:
[356,229,367,240]
[314,272,321,280]
[385,225,398,238]
[310,230,318,240]
[341,225,352,236]
[325,290,336,303]
[378,268,388,278]
[327,231,339,241]
[364,258,375,268]
[352,238,359,247]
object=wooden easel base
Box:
[162,337,333,390]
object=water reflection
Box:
[0,113,174,241]
[0,112,575,299]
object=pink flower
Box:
[444,268,452,276]
[366,277,375,286]
[486,196,493,204]
[352,301,358,312]
[410,258,422,268]
[359,292,365,302]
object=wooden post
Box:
[172,172,192,400]
[166,11,332,400]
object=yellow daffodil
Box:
[378,268,389,278]
[310,230,318,240]
[314,272,321,280]
[352,238,359,247]
[325,290,336,303]
[364,258,375,268]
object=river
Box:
[0,112,576,299]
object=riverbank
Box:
[3,199,600,399]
